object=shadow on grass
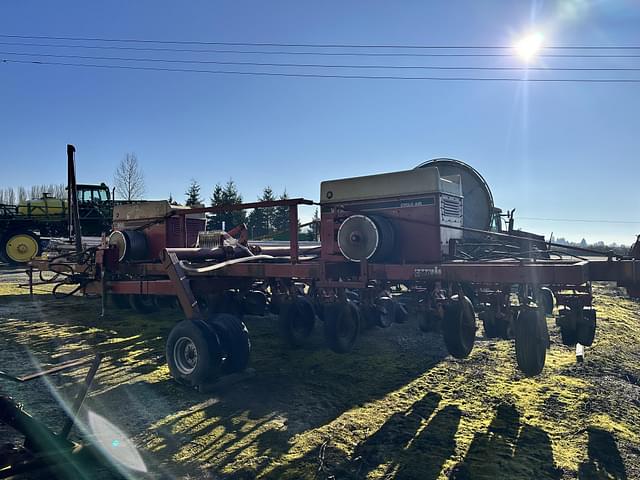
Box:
[578,427,627,480]
[252,392,460,480]
[450,403,561,480]
[0,292,461,479]
[354,393,461,480]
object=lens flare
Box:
[515,32,544,61]
[88,410,147,473]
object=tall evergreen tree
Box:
[185,179,202,206]
[272,190,302,240]
[247,186,277,239]
[208,179,246,231]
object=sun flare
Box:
[515,32,544,61]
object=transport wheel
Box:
[442,295,476,359]
[557,307,578,346]
[1,230,41,265]
[418,309,440,333]
[242,290,268,316]
[394,302,409,324]
[374,297,395,328]
[479,308,499,339]
[324,301,361,354]
[207,313,251,374]
[280,296,316,347]
[514,307,548,376]
[577,307,596,347]
[129,294,159,313]
[110,294,131,309]
[166,319,222,388]
[538,287,555,316]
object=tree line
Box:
[184,179,318,240]
[0,184,66,205]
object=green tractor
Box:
[0,183,113,265]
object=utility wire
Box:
[1,33,640,50]
[3,41,640,58]
[3,58,640,82]
[3,51,640,71]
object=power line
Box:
[1,33,640,50]
[3,41,640,58]
[3,50,640,72]
[4,58,640,82]
[519,217,640,224]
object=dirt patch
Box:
[0,274,638,479]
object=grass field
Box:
[0,271,637,479]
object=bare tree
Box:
[114,153,145,201]
[17,186,27,203]
[53,184,66,199]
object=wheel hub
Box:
[174,337,198,374]
[6,234,38,263]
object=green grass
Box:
[0,281,638,479]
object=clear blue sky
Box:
[1,1,639,244]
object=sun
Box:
[515,32,544,61]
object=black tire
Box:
[515,307,547,376]
[577,307,596,347]
[280,296,316,347]
[129,294,159,313]
[495,312,513,340]
[538,287,555,316]
[479,308,499,338]
[324,302,361,354]
[242,290,268,316]
[166,319,222,388]
[207,313,251,374]
[110,294,131,309]
[374,297,395,328]
[442,295,476,359]
[0,230,41,265]
[557,307,578,346]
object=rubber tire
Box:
[0,230,41,265]
[324,302,361,354]
[207,313,251,374]
[375,297,395,328]
[557,307,578,346]
[279,296,316,348]
[442,295,476,359]
[166,319,222,388]
[129,294,159,313]
[480,309,499,339]
[242,290,268,316]
[515,308,547,377]
[577,307,596,347]
[538,287,555,316]
[111,294,131,309]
